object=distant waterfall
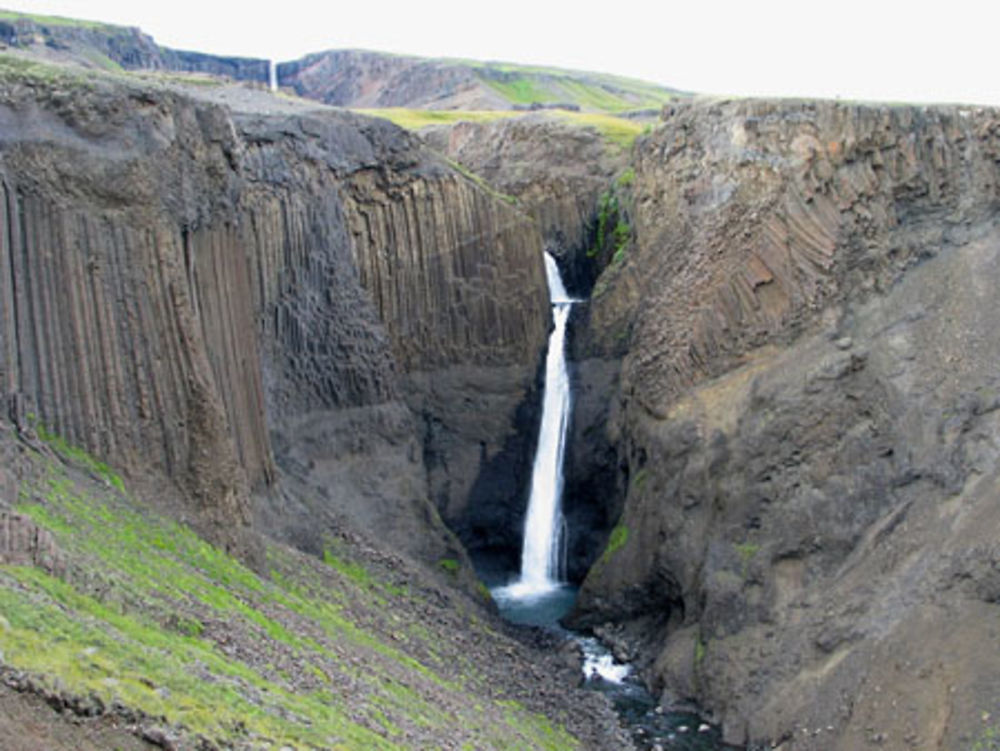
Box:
[497,252,576,598]
[269,60,277,91]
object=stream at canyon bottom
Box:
[488,253,735,750]
[489,582,734,751]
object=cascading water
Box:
[517,252,574,590]
[488,253,734,750]
[492,252,576,613]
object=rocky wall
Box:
[0,67,551,573]
[421,116,629,294]
[570,98,1000,750]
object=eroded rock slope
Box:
[570,98,1000,750]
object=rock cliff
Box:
[420,115,629,283]
[0,59,548,574]
[0,13,269,82]
[417,114,634,574]
[569,98,1000,750]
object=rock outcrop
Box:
[569,98,1000,750]
[0,61,549,574]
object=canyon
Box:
[1,10,1000,751]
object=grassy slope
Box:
[0,435,580,750]
[440,56,681,112]
[354,107,647,150]
[0,9,113,29]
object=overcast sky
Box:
[4,0,1000,106]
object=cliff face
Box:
[0,63,549,573]
[570,99,1000,750]
[0,15,269,82]
[417,115,632,572]
[0,75,259,560]
[421,116,628,281]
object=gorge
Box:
[1,10,1000,751]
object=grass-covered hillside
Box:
[278,49,684,114]
[0,428,612,750]
[462,58,681,112]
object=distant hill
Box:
[0,9,269,82]
[277,49,684,113]
[0,11,683,114]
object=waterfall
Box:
[495,252,576,600]
[269,60,278,92]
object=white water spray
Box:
[495,253,576,600]
[269,60,278,92]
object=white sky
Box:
[3,0,1000,106]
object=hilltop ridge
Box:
[276,48,684,112]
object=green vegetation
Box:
[735,542,761,577]
[0,443,581,750]
[36,424,126,494]
[323,547,373,587]
[616,167,636,187]
[445,158,519,205]
[592,522,629,573]
[353,107,517,130]
[606,524,629,557]
[0,10,112,29]
[482,77,553,105]
[459,60,678,113]
[974,725,1000,751]
[354,106,644,151]
[81,49,124,72]
[550,111,644,149]
[0,53,95,86]
[588,184,632,262]
[134,71,225,87]
[695,637,707,665]
[588,190,616,258]
[612,220,630,264]
[478,72,666,116]
[631,467,650,491]
[476,581,493,602]
[438,557,460,575]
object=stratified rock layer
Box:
[571,99,1000,750]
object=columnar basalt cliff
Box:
[420,116,630,290]
[0,64,548,572]
[418,115,633,573]
[569,99,1000,749]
